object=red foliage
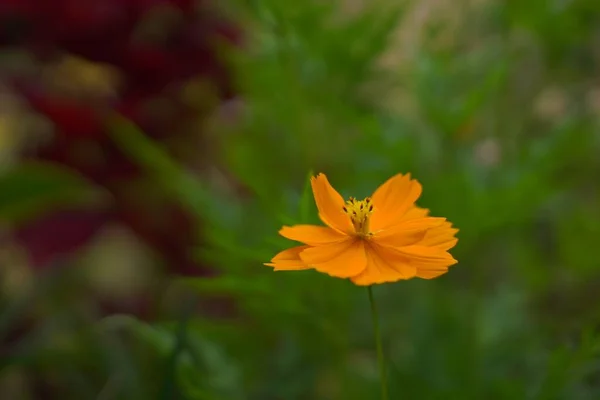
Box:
[0,0,241,276]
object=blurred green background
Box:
[2,0,600,399]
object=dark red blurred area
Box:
[0,0,242,277]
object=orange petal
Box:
[279,225,348,246]
[419,221,459,251]
[400,206,430,221]
[300,239,366,278]
[379,243,457,280]
[265,245,311,270]
[370,174,422,231]
[373,217,446,248]
[310,174,354,234]
[350,242,416,285]
[397,245,456,265]
[416,268,449,279]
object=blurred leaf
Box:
[107,115,213,220]
[299,169,314,221]
[159,301,194,400]
[101,315,243,400]
[181,275,271,297]
[0,161,100,223]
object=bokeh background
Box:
[1,0,600,399]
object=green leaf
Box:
[106,114,212,219]
[181,275,272,297]
[100,315,242,400]
[299,169,314,221]
[0,161,100,223]
[101,315,175,356]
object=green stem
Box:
[368,286,388,400]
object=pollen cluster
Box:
[343,196,374,236]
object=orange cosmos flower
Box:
[265,173,458,285]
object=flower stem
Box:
[368,285,388,400]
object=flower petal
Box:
[372,238,458,279]
[416,268,450,279]
[300,239,366,278]
[264,245,311,270]
[350,242,416,285]
[419,221,459,251]
[397,245,457,266]
[279,225,348,245]
[310,174,354,234]
[394,245,457,279]
[401,206,429,221]
[370,173,423,231]
[373,217,446,248]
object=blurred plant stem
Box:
[159,296,196,400]
[368,286,388,400]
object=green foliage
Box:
[0,161,100,223]
[3,0,600,399]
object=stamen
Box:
[342,196,374,237]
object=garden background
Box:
[1,0,600,399]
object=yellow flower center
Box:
[343,196,374,237]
